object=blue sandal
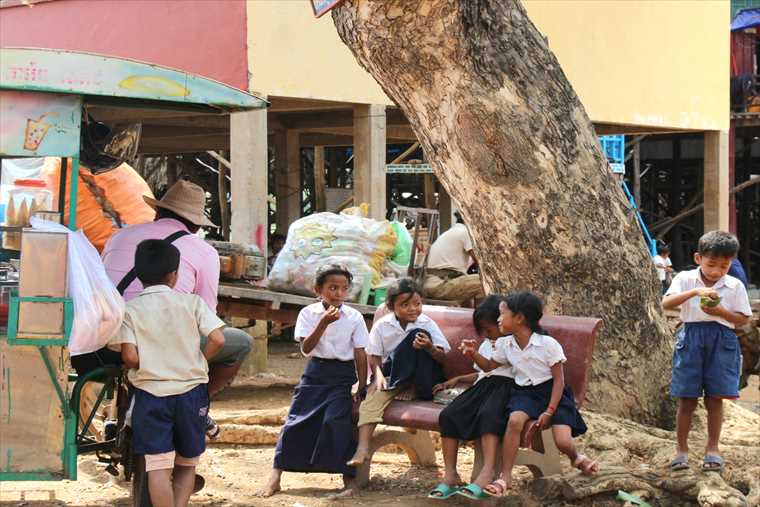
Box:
[427,483,459,500]
[702,454,724,472]
[456,483,488,500]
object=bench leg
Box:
[354,427,436,488]
[515,428,563,478]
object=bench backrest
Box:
[372,305,601,407]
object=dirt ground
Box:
[1,341,758,507]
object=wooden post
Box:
[217,151,230,241]
[273,130,289,234]
[285,129,302,224]
[633,141,641,208]
[353,104,387,220]
[423,174,436,209]
[439,183,453,232]
[314,146,327,212]
[703,130,729,232]
[230,107,268,255]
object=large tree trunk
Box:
[332,0,674,424]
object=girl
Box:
[461,291,598,497]
[256,264,369,498]
[347,277,449,467]
[428,295,515,500]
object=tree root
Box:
[531,466,750,506]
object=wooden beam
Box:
[273,130,289,235]
[207,150,232,171]
[217,151,230,241]
[391,142,420,164]
[632,142,641,207]
[314,146,327,212]
[276,108,407,130]
[284,129,302,224]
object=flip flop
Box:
[670,453,689,471]
[427,483,459,500]
[483,478,510,498]
[456,483,488,500]
[702,454,724,472]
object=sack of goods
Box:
[267,212,406,303]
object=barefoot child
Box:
[429,295,515,500]
[663,231,751,472]
[347,278,449,467]
[110,239,226,507]
[461,292,596,497]
[257,264,369,498]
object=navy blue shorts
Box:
[132,384,209,458]
[671,322,741,399]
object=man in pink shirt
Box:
[97,181,252,425]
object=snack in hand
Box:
[700,294,721,308]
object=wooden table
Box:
[217,282,377,325]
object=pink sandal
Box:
[483,478,510,497]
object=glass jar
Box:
[2,179,53,250]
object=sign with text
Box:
[311,0,343,18]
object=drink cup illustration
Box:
[24,114,52,151]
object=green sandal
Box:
[427,483,460,500]
[456,483,488,500]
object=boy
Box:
[112,239,226,507]
[654,242,673,294]
[663,231,751,472]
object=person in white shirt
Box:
[347,278,449,467]
[257,264,369,499]
[428,296,515,500]
[654,243,673,294]
[663,231,751,473]
[460,292,596,498]
[423,213,484,304]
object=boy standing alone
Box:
[663,231,751,472]
[112,239,226,507]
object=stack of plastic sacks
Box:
[267,211,411,303]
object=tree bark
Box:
[332,0,673,423]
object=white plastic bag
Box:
[30,217,125,355]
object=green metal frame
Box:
[6,291,73,347]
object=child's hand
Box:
[536,411,553,430]
[374,374,387,392]
[321,306,341,325]
[696,288,719,299]
[353,383,366,403]
[458,339,478,357]
[700,304,725,317]
[413,332,434,352]
[433,378,459,394]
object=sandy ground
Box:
[1,341,758,507]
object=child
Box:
[428,295,515,500]
[111,239,226,507]
[257,264,369,498]
[461,292,596,497]
[347,277,450,467]
[663,231,751,472]
[654,242,674,294]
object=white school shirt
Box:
[366,312,451,361]
[474,339,514,383]
[294,302,370,361]
[653,255,672,282]
[492,333,566,387]
[665,268,752,329]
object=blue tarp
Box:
[732,8,760,31]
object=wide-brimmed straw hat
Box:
[144,180,216,227]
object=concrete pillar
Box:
[703,130,729,232]
[230,107,268,253]
[353,104,387,220]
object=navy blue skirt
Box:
[507,380,587,437]
[273,358,358,476]
[439,375,514,440]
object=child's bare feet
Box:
[346,447,369,466]
[254,469,282,497]
[326,475,358,500]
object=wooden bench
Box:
[354,305,601,487]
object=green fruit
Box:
[700,295,721,308]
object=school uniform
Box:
[357,313,450,426]
[438,339,515,440]
[109,285,225,471]
[273,302,369,476]
[497,333,587,437]
[666,269,752,398]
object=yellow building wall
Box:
[247,0,728,131]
